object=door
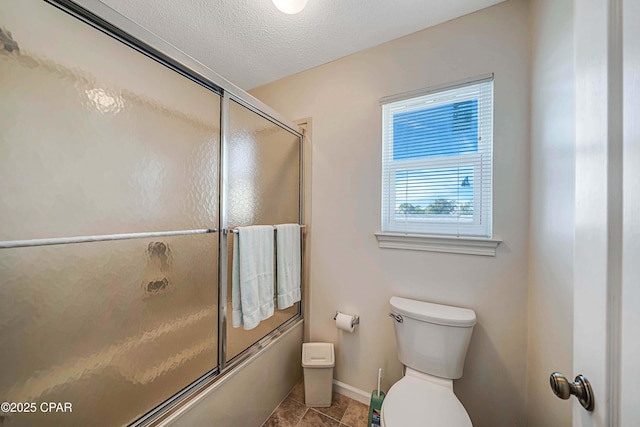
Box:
[0,1,220,425]
[572,0,639,426]
[222,98,302,364]
[620,0,640,424]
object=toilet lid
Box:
[382,376,472,427]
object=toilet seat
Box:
[381,372,472,427]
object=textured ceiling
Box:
[98,0,506,90]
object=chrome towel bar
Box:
[224,225,306,235]
[0,228,218,249]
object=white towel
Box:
[232,225,275,330]
[275,224,301,309]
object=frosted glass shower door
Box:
[225,100,302,362]
[0,1,220,426]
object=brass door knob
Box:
[549,372,594,411]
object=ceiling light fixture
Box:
[272,0,308,14]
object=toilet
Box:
[381,296,477,427]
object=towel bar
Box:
[224,225,306,235]
[0,228,218,249]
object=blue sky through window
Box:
[392,100,478,215]
[393,100,478,160]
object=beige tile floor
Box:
[262,379,370,427]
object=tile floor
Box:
[262,379,370,427]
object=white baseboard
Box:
[332,380,370,405]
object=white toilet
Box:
[381,296,477,427]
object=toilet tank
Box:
[389,297,476,379]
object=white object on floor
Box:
[381,369,471,427]
[382,296,476,426]
[302,342,335,407]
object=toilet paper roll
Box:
[336,312,355,333]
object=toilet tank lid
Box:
[390,297,476,327]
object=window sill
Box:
[374,232,502,256]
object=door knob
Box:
[549,372,594,411]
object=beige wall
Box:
[527,0,574,425]
[251,1,530,426]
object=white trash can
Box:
[302,342,335,407]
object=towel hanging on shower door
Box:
[275,223,301,309]
[232,225,275,330]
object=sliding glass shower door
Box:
[0,0,220,425]
[1,0,304,425]
[224,100,302,362]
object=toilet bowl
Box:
[382,297,476,427]
[381,368,471,427]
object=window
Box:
[381,76,494,238]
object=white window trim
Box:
[375,232,501,256]
[379,73,494,105]
[380,74,494,240]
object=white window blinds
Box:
[381,76,494,238]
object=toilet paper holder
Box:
[334,311,360,328]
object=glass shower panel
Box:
[0,234,218,426]
[0,1,220,425]
[226,100,301,361]
[0,0,220,241]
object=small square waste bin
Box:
[302,342,335,407]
